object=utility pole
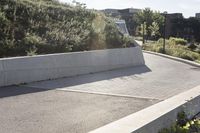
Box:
[163,11,167,54]
[142,22,145,44]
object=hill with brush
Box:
[0,0,131,57]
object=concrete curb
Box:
[143,50,200,68]
[89,85,200,133]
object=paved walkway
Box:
[135,40,143,46]
[0,53,200,133]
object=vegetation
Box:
[169,37,188,45]
[149,21,161,39]
[143,37,200,63]
[0,0,130,58]
[135,8,200,64]
[134,8,200,43]
[159,111,200,133]
[135,8,164,42]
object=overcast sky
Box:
[59,0,200,18]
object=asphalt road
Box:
[0,86,158,133]
[0,53,200,133]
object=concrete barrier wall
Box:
[89,85,200,133]
[132,86,200,133]
[0,47,145,87]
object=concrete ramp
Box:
[115,20,129,35]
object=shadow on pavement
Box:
[0,65,151,98]
[0,86,45,98]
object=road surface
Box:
[0,53,200,133]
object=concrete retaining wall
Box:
[89,85,200,133]
[0,47,145,87]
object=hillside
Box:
[0,0,129,57]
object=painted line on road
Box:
[22,85,161,101]
[57,88,161,101]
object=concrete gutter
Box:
[143,50,200,68]
[89,85,200,133]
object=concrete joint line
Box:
[57,88,161,101]
[21,85,161,101]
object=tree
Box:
[149,22,160,39]
[135,8,164,40]
[136,8,153,40]
[152,11,164,37]
[138,22,147,43]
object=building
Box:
[102,8,200,42]
[195,13,200,19]
[118,8,141,14]
[101,9,120,17]
[118,8,141,35]
[102,8,140,17]
[102,8,141,35]
[164,13,184,38]
[164,13,200,42]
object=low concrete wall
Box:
[0,47,145,87]
[89,85,200,133]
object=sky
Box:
[59,0,200,18]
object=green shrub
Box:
[22,33,43,47]
[122,35,135,47]
[169,37,187,45]
[187,43,197,50]
[166,47,199,61]
[0,0,125,57]
[142,42,163,53]
[157,38,164,44]
[142,38,200,63]
[195,45,200,54]
[104,19,123,48]
[159,112,200,133]
[26,46,37,56]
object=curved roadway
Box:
[0,53,200,133]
